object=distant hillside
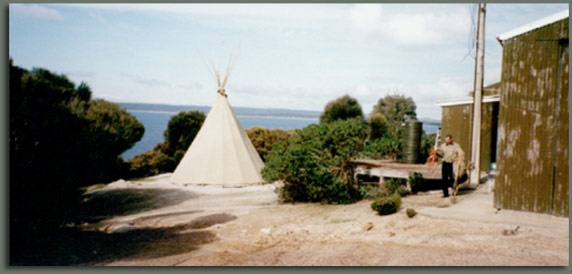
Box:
[419,117,441,126]
[118,102,321,119]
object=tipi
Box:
[170,57,265,186]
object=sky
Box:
[9,3,569,120]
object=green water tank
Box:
[402,120,423,164]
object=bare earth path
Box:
[78,174,568,266]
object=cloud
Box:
[350,4,383,33]
[177,82,204,90]
[121,73,170,87]
[350,4,472,47]
[65,71,96,79]
[10,4,64,20]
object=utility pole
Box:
[470,3,486,186]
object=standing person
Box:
[436,134,463,198]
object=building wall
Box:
[494,18,569,216]
[440,102,498,172]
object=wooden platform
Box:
[350,159,442,181]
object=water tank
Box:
[402,120,423,164]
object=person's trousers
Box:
[442,162,454,197]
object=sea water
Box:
[121,111,319,160]
[121,110,439,160]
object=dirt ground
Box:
[72,173,568,266]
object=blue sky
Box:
[9,3,569,120]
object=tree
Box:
[319,94,364,124]
[246,127,293,162]
[164,111,206,153]
[128,110,206,178]
[10,63,144,248]
[371,94,417,131]
[367,111,390,139]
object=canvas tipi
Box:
[170,57,265,186]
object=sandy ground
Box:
[74,174,569,266]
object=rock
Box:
[260,228,271,234]
[363,222,374,231]
[502,226,520,236]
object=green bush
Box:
[371,193,402,215]
[359,185,387,200]
[246,127,294,161]
[396,185,411,197]
[319,94,364,124]
[9,62,144,246]
[408,172,425,194]
[367,111,390,139]
[128,111,206,178]
[384,178,407,194]
[262,117,367,204]
[164,111,206,153]
[406,208,417,218]
[359,137,402,160]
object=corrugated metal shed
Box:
[494,12,568,216]
[436,91,500,172]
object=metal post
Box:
[470,3,486,185]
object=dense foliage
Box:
[164,111,206,153]
[319,94,364,124]
[367,111,390,139]
[359,137,402,160]
[246,127,294,161]
[262,117,367,204]
[10,62,144,230]
[371,193,402,215]
[372,94,417,131]
[128,111,205,178]
[408,172,426,194]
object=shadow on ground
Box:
[76,188,200,223]
[10,213,237,266]
[10,186,237,266]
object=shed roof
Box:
[497,9,569,43]
[436,95,500,107]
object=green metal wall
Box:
[494,18,569,216]
[440,101,497,172]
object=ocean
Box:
[121,110,439,160]
[121,110,320,160]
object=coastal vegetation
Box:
[127,111,205,178]
[10,64,438,238]
[245,127,294,162]
[10,62,144,238]
[319,94,364,123]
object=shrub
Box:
[359,137,402,160]
[367,111,390,139]
[128,111,206,178]
[371,193,402,215]
[246,127,294,161]
[408,172,425,194]
[359,185,387,200]
[319,94,364,124]
[384,178,407,194]
[406,208,417,218]
[164,111,206,153]
[9,63,144,254]
[396,185,411,197]
[262,117,367,204]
